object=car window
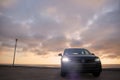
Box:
[64,49,91,55]
[84,50,91,55]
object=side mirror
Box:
[91,53,95,55]
[58,53,62,56]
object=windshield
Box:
[64,49,91,55]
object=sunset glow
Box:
[0,0,120,65]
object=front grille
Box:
[85,59,95,63]
[70,58,95,63]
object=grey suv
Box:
[59,48,102,77]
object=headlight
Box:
[62,57,70,62]
[95,58,100,62]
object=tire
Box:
[61,68,67,77]
[61,71,66,77]
[92,72,101,77]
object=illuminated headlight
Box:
[95,58,100,62]
[62,57,70,62]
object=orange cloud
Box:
[0,0,120,65]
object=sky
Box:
[0,0,120,65]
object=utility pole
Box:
[13,39,18,67]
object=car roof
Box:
[65,48,86,50]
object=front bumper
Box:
[61,62,102,73]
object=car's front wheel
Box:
[61,71,66,77]
[92,71,101,77]
[61,68,67,77]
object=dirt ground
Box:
[0,66,120,80]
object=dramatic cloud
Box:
[0,0,120,64]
